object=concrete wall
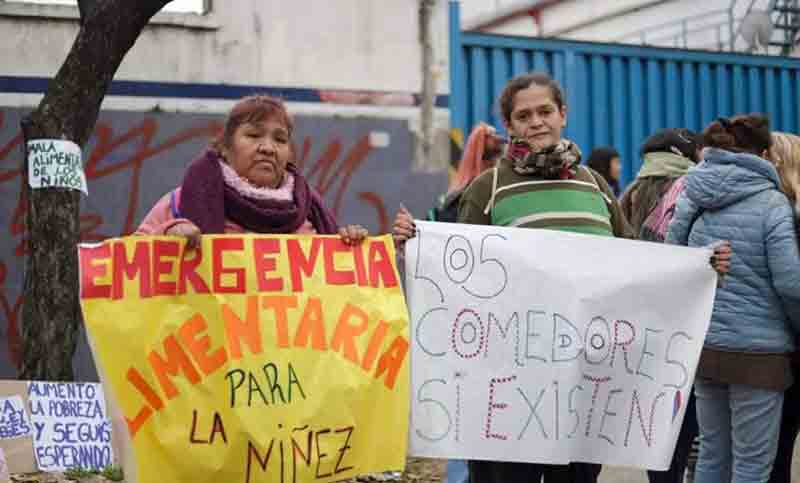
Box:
[0,0,454,169]
[0,0,450,94]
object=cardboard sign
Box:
[0,396,32,440]
[28,382,113,471]
[27,139,88,194]
[78,234,409,483]
[406,221,716,470]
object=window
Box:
[5,0,210,14]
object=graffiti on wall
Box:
[0,108,446,380]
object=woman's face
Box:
[610,156,621,181]
[224,116,291,188]
[507,84,567,151]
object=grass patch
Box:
[63,465,124,481]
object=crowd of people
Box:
[134,70,800,483]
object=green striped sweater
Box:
[458,161,632,238]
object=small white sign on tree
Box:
[27,140,87,195]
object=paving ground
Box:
[387,446,800,483]
[12,447,800,483]
[597,446,800,483]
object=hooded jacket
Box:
[666,148,800,353]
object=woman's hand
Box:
[709,241,732,276]
[392,205,416,248]
[166,221,202,250]
[339,224,369,245]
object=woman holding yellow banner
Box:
[136,94,368,245]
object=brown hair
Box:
[211,94,294,152]
[771,132,800,204]
[703,113,772,156]
[498,72,565,125]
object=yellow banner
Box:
[78,234,410,483]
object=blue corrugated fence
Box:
[449,1,800,186]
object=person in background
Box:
[768,131,800,483]
[393,122,504,248]
[620,128,702,242]
[456,71,632,483]
[667,114,800,483]
[587,146,622,196]
[136,94,367,245]
[426,123,506,223]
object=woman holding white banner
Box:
[667,115,800,483]
[448,72,630,483]
[135,95,368,245]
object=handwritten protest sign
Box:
[0,396,32,440]
[28,382,113,472]
[78,234,409,483]
[406,221,716,470]
[0,380,125,475]
[27,139,88,194]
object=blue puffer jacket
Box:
[666,148,800,353]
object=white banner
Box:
[406,221,716,470]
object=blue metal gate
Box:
[449,1,800,185]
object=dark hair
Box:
[499,72,565,125]
[641,128,703,162]
[212,94,294,152]
[703,113,772,156]
[587,146,621,192]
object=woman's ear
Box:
[561,105,568,128]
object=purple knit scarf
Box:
[179,150,338,235]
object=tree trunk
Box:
[77,0,98,24]
[19,0,171,381]
[419,0,436,167]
